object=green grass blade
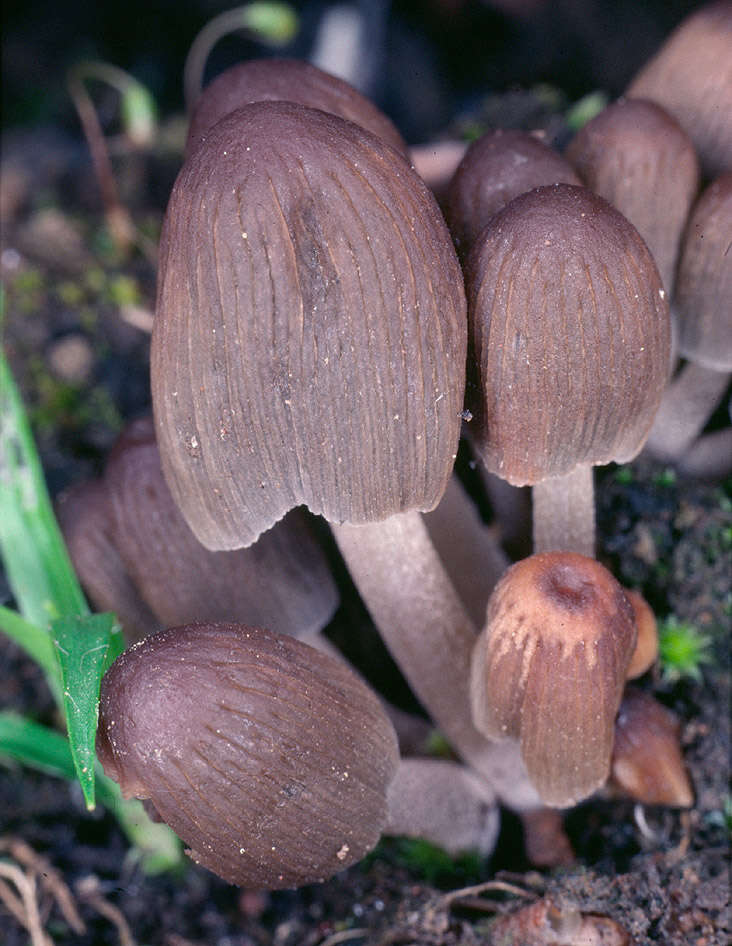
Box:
[53,612,124,809]
[0,712,183,874]
[0,346,89,627]
[0,604,63,706]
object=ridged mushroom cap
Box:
[566,98,699,295]
[674,173,732,371]
[186,58,407,159]
[445,129,580,257]
[470,552,637,807]
[152,101,467,549]
[627,0,732,178]
[104,417,339,638]
[97,623,399,888]
[465,184,671,486]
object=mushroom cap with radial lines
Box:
[470,551,637,807]
[464,184,670,487]
[97,623,399,889]
[152,101,467,550]
[186,58,408,159]
[566,98,699,296]
[674,173,732,372]
[445,128,580,257]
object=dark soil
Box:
[1,4,730,943]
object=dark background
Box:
[2,0,707,143]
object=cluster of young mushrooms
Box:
[63,1,730,891]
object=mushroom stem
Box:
[331,511,541,811]
[531,466,595,557]
[644,360,730,461]
[423,475,509,627]
[385,758,499,856]
[676,426,732,481]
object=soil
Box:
[0,8,730,943]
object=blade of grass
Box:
[53,613,124,809]
[0,604,61,694]
[0,345,89,627]
[0,712,183,874]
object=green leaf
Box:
[0,604,63,705]
[566,90,609,131]
[0,343,89,628]
[53,613,124,809]
[0,712,183,874]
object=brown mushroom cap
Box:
[464,184,670,487]
[56,479,159,643]
[470,551,637,807]
[610,687,694,807]
[674,173,732,372]
[445,129,580,257]
[97,623,399,888]
[624,589,659,679]
[152,101,466,549]
[186,58,407,159]
[627,0,732,178]
[566,98,699,295]
[104,417,339,638]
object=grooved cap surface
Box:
[470,551,637,806]
[153,102,466,549]
[465,184,670,486]
[186,58,407,159]
[567,98,699,294]
[97,623,399,888]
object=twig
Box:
[438,878,536,911]
[318,929,368,946]
[0,861,53,946]
[1,837,86,934]
[76,875,136,946]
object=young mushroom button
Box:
[97,623,400,889]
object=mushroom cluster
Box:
[88,8,724,889]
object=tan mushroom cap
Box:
[566,98,699,295]
[153,101,466,549]
[470,551,637,807]
[464,184,670,487]
[674,173,732,372]
[610,687,694,807]
[627,0,732,178]
[186,57,408,159]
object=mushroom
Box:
[97,623,400,888]
[470,551,637,806]
[609,687,694,807]
[185,57,407,159]
[624,589,659,679]
[152,100,539,810]
[627,0,732,178]
[644,174,732,466]
[463,183,671,556]
[445,128,580,258]
[566,98,699,297]
[59,417,339,644]
[98,624,504,888]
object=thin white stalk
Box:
[644,361,730,461]
[423,475,509,627]
[532,465,595,557]
[385,758,499,856]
